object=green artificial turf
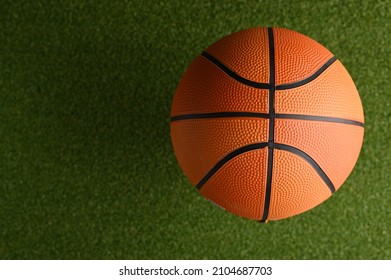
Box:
[0,0,390,259]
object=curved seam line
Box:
[196,142,268,190]
[200,52,337,91]
[260,27,276,223]
[275,114,365,127]
[170,112,269,121]
[275,57,337,90]
[201,51,270,89]
[274,143,336,194]
[170,112,364,127]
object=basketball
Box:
[170,27,364,222]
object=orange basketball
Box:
[170,27,364,222]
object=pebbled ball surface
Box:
[170,27,364,221]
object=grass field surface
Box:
[0,0,390,259]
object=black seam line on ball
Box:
[276,114,365,127]
[275,57,337,90]
[260,27,276,223]
[201,51,271,89]
[170,112,269,122]
[170,111,364,128]
[195,142,268,190]
[275,143,336,194]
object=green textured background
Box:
[1,0,390,259]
